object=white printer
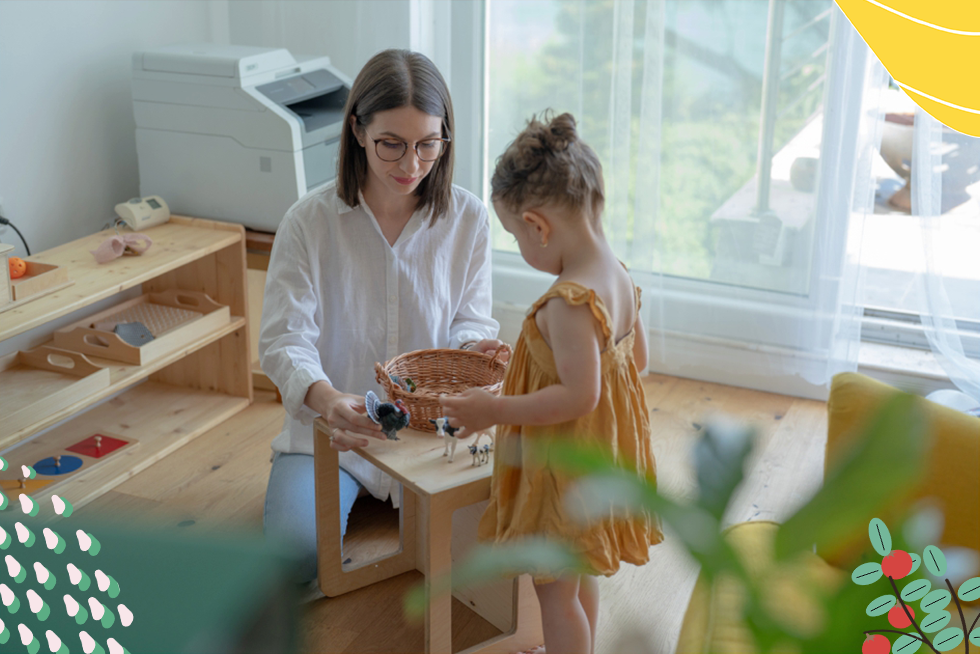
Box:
[132,44,352,232]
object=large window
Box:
[486,0,832,297]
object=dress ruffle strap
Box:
[527,282,614,346]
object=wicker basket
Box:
[374,345,511,432]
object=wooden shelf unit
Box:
[0,216,253,509]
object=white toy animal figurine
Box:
[479,444,491,466]
[469,444,480,467]
[473,430,495,453]
[430,417,462,463]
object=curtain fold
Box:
[910,108,980,402]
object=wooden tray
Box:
[0,346,110,444]
[11,260,71,301]
[53,289,230,365]
[0,257,74,314]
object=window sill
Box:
[857,341,956,396]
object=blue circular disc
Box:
[34,455,83,476]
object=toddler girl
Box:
[441,112,663,654]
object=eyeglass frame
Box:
[369,135,452,163]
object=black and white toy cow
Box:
[430,417,462,463]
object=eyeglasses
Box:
[371,136,451,162]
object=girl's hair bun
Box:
[491,111,604,222]
[542,112,577,152]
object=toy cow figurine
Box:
[473,430,495,453]
[430,417,462,463]
[469,444,480,467]
[479,444,491,466]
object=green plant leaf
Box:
[969,627,980,646]
[774,393,927,560]
[924,546,947,577]
[901,578,932,602]
[932,627,963,652]
[892,633,924,654]
[692,420,754,521]
[957,576,980,602]
[919,610,951,634]
[919,589,951,614]
[866,594,896,616]
[870,518,892,556]
[909,553,922,576]
[852,562,883,585]
[531,438,741,581]
[403,539,584,619]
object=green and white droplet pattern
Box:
[0,455,134,653]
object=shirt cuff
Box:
[449,329,486,351]
[283,366,329,426]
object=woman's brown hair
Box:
[490,112,604,224]
[337,49,455,223]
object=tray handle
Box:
[20,345,103,377]
[54,327,138,363]
[150,289,223,313]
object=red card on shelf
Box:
[66,434,129,458]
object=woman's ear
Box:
[522,210,552,247]
[350,115,364,147]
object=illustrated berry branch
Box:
[855,518,980,654]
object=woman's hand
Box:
[306,381,385,452]
[471,338,511,363]
[439,388,499,438]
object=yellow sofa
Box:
[676,372,980,653]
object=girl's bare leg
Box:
[533,575,592,654]
[578,574,599,652]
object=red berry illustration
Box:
[863,634,890,654]
[887,604,915,628]
[881,549,913,579]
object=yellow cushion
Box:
[823,373,980,566]
[676,521,844,654]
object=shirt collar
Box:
[335,187,355,215]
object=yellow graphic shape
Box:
[837,0,980,136]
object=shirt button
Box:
[389,336,396,344]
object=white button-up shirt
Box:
[259,180,499,506]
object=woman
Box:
[259,49,503,585]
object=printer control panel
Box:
[257,69,345,109]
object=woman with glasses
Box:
[259,49,503,588]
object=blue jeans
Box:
[262,452,362,584]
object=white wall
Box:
[0,0,481,259]
[0,0,222,257]
[227,0,411,81]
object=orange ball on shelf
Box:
[8,256,27,279]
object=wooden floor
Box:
[80,374,829,654]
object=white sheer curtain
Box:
[639,4,888,396]
[486,2,905,398]
[910,109,980,402]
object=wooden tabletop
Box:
[316,418,494,498]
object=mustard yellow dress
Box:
[477,281,664,582]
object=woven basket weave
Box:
[374,345,511,432]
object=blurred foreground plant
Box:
[404,393,962,653]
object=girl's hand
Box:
[471,339,511,363]
[306,382,384,451]
[440,388,499,438]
